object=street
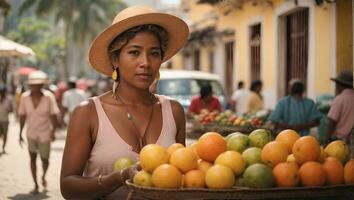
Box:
[0,114,64,200]
[0,115,197,200]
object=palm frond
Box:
[18,0,38,15]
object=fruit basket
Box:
[126,181,354,200]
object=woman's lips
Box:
[135,73,152,81]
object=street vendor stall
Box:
[188,109,271,136]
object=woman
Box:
[60,5,189,199]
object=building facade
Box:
[172,0,353,109]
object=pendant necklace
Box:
[116,93,155,149]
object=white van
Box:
[156,69,227,112]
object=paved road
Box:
[0,115,197,200]
[0,115,65,200]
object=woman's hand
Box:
[120,162,141,184]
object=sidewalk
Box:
[0,115,65,200]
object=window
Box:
[286,9,309,94]
[194,50,200,71]
[225,41,234,96]
[250,24,261,81]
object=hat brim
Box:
[27,79,49,85]
[330,78,353,87]
[89,13,189,76]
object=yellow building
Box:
[173,0,352,109]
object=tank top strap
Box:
[156,95,177,148]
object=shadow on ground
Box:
[8,191,50,200]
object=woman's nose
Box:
[139,52,151,68]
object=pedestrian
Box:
[60,5,188,199]
[326,70,354,157]
[0,85,14,154]
[61,76,87,124]
[231,80,248,116]
[269,79,321,136]
[18,70,59,194]
[188,83,222,116]
[244,80,263,114]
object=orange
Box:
[261,141,288,167]
[197,159,213,174]
[186,142,199,158]
[169,148,198,173]
[167,143,184,159]
[215,151,246,176]
[152,164,182,188]
[275,129,300,153]
[292,136,321,164]
[272,162,299,187]
[183,169,206,188]
[299,161,326,186]
[140,144,169,173]
[196,132,227,162]
[323,157,344,185]
[344,159,354,184]
[205,164,235,189]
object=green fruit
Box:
[242,147,262,166]
[227,134,249,153]
[225,132,243,141]
[133,170,153,187]
[243,163,274,188]
[113,157,135,171]
[248,129,272,148]
[234,176,244,187]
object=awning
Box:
[0,35,36,58]
[16,66,37,76]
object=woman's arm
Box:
[60,100,126,199]
[171,100,186,146]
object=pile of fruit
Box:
[127,129,354,189]
[192,109,268,131]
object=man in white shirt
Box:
[231,81,248,116]
[61,77,87,124]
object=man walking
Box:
[18,70,59,194]
[0,85,13,154]
[326,70,354,157]
[61,77,86,124]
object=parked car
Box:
[156,69,228,112]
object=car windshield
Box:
[157,79,224,97]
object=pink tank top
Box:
[84,95,177,199]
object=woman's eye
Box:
[129,50,139,56]
[151,51,161,57]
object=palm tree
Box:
[19,0,126,79]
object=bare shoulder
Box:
[69,98,98,130]
[73,98,96,116]
[169,99,185,115]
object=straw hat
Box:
[330,70,353,88]
[27,70,49,85]
[88,5,189,76]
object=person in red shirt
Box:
[188,84,222,115]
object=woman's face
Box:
[113,31,162,90]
